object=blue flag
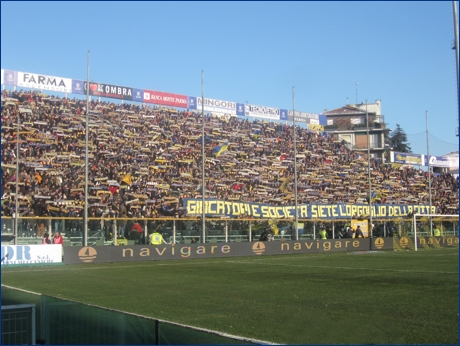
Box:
[213,142,228,157]
[198,135,211,145]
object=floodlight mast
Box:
[453,1,459,136]
[292,87,299,240]
[366,100,372,238]
[84,50,90,247]
[201,70,205,244]
[426,111,433,236]
[14,104,19,245]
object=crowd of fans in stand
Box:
[1,89,458,229]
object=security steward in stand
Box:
[319,227,327,239]
[149,230,168,245]
[433,227,441,236]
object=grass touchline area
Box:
[2,248,458,344]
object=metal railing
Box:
[1,216,457,247]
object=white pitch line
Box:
[1,284,278,345]
[2,251,458,275]
[1,284,41,296]
[0,261,216,273]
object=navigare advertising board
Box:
[16,71,72,93]
[1,245,62,265]
[72,80,133,100]
[63,238,394,264]
[143,89,188,108]
[245,104,280,120]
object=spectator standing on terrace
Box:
[347,227,355,239]
[88,210,101,234]
[128,220,143,244]
[259,227,273,241]
[131,220,143,235]
[355,226,364,238]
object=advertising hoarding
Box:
[427,155,458,168]
[391,151,425,166]
[245,104,280,120]
[132,88,144,102]
[1,245,62,265]
[287,110,319,123]
[144,90,188,108]
[72,80,133,100]
[195,97,238,115]
[63,238,395,264]
[391,151,459,168]
[16,71,72,93]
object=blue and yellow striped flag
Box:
[213,142,228,157]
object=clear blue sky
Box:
[1,1,458,157]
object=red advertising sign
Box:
[143,90,188,108]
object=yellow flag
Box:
[121,174,132,186]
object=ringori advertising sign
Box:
[196,97,238,115]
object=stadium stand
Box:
[1,89,458,230]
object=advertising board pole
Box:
[201,70,206,243]
[84,50,90,247]
[292,87,299,240]
[14,107,19,245]
[366,100,373,238]
[426,111,433,236]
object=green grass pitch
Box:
[1,248,458,344]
